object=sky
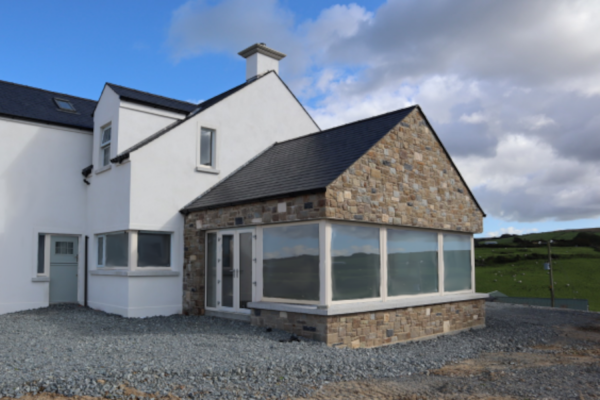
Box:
[2,0,599,238]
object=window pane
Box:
[263,224,319,301]
[387,229,438,296]
[102,127,111,145]
[206,233,217,308]
[102,146,110,166]
[97,237,104,265]
[221,234,234,307]
[444,234,472,292]
[138,232,170,267]
[56,99,75,111]
[331,224,380,301]
[239,232,253,309]
[200,128,213,166]
[37,234,45,274]
[106,232,128,267]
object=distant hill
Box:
[477,227,600,248]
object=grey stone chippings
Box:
[0,303,596,399]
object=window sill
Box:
[95,164,112,175]
[195,166,220,174]
[90,269,179,277]
[31,276,50,282]
[248,292,489,316]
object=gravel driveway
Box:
[0,303,598,399]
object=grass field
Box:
[475,245,600,311]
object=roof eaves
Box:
[182,187,327,214]
[118,96,192,115]
[415,105,487,217]
[0,111,93,132]
[112,73,269,164]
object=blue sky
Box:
[2,0,600,238]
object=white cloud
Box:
[460,112,486,124]
[520,114,556,130]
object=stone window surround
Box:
[205,218,476,311]
[91,230,180,277]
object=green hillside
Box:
[475,228,600,311]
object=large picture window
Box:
[443,234,472,292]
[137,232,171,267]
[387,229,438,296]
[263,224,320,301]
[331,224,380,301]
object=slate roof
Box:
[106,83,198,114]
[0,80,97,131]
[111,73,269,163]
[182,106,419,213]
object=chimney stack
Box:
[238,43,286,81]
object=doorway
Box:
[206,229,255,315]
[49,235,79,304]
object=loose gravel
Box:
[0,303,596,399]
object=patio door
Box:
[206,229,255,314]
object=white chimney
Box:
[238,43,286,81]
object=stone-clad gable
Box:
[325,108,483,233]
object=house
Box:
[0,44,487,347]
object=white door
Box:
[49,235,78,304]
[208,229,255,313]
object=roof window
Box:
[54,98,76,112]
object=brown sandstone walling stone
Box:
[251,300,485,348]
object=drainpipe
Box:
[84,236,89,307]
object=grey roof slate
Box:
[106,83,197,114]
[111,74,267,163]
[182,106,418,212]
[0,80,96,131]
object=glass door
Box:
[206,229,255,314]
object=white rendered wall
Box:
[245,53,280,80]
[0,117,91,315]
[124,72,319,317]
[117,101,184,153]
[85,87,133,314]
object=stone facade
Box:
[182,107,484,316]
[326,108,484,233]
[251,299,485,348]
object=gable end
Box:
[325,107,484,233]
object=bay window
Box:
[96,230,171,269]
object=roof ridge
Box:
[106,82,198,107]
[0,79,98,103]
[274,105,418,146]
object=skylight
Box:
[54,98,76,112]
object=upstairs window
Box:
[198,127,216,170]
[100,125,112,167]
[54,98,76,112]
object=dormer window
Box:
[54,98,76,112]
[100,125,112,167]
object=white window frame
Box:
[383,226,443,302]
[208,219,475,310]
[196,125,219,174]
[36,234,51,277]
[96,230,173,270]
[328,220,384,305]
[441,232,475,295]
[99,124,112,169]
[135,230,173,269]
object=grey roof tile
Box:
[183,106,418,212]
[0,80,96,130]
